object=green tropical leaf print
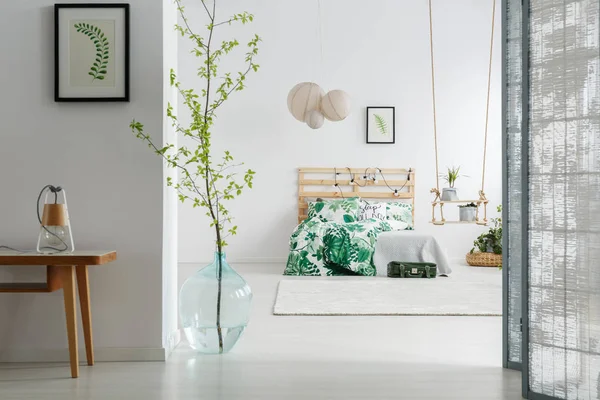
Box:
[356,247,371,263]
[340,198,357,213]
[373,114,388,135]
[74,23,110,82]
[284,252,302,275]
[343,214,355,223]
[314,202,325,213]
[323,227,351,267]
[298,250,319,275]
[344,223,367,233]
[355,262,376,276]
[328,202,341,212]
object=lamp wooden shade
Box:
[287,82,325,122]
[41,204,67,226]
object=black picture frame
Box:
[55,3,130,102]
[366,106,396,144]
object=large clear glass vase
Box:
[179,252,252,354]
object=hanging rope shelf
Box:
[428,0,496,226]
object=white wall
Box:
[0,0,168,361]
[162,0,180,355]
[177,0,503,264]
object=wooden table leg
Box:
[60,266,79,378]
[76,265,94,366]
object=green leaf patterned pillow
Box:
[386,202,413,228]
[307,197,361,223]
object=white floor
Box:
[0,262,522,399]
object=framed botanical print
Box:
[55,4,130,102]
[366,106,395,144]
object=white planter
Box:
[441,188,458,201]
[459,207,477,222]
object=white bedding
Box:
[373,231,452,276]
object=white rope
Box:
[481,0,496,193]
[428,0,440,193]
[317,0,324,84]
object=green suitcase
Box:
[387,261,437,278]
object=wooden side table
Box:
[0,251,117,378]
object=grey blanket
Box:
[373,231,452,276]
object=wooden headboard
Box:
[298,167,416,225]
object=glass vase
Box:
[179,252,252,354]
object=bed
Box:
[284,167,452,277]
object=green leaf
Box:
[356,247,371,263]
[343,214,355,223]
[314,202,325,214]
[73,22,110,82]
[373,114,388,135]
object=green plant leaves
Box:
[374,114,388,135]
[73,22,109,82]
[470,205,503,254]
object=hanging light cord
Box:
[377,168,410,195]
[333,167,344,198]
[317,0,325,84]
[347,167,367,187]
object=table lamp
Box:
[36,186,74,254]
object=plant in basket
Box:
[466,205,502,267]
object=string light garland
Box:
[332,167,345,198]
[377,167,411,196]
[347,167,366,187]
[326,167,412,199]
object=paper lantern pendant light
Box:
[287,82,325,122]
[305,110,325,129]
[321,90,351,121]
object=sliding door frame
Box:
[501,0,510,369]
[520,0,531,397]
[502,0,523,372]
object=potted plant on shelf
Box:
[458,202,477,222]
[466,205,502,267]
[439,166,465,201]
[130,0,261,354]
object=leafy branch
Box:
[74,23,109,81]
[130,0,260,354]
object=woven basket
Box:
[466,252,502,267]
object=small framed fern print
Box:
[366,107,395,144]
[55,4,130,102]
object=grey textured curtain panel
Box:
[506,0,600,398]
[527,0,600,398]
[505,0,524,368]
